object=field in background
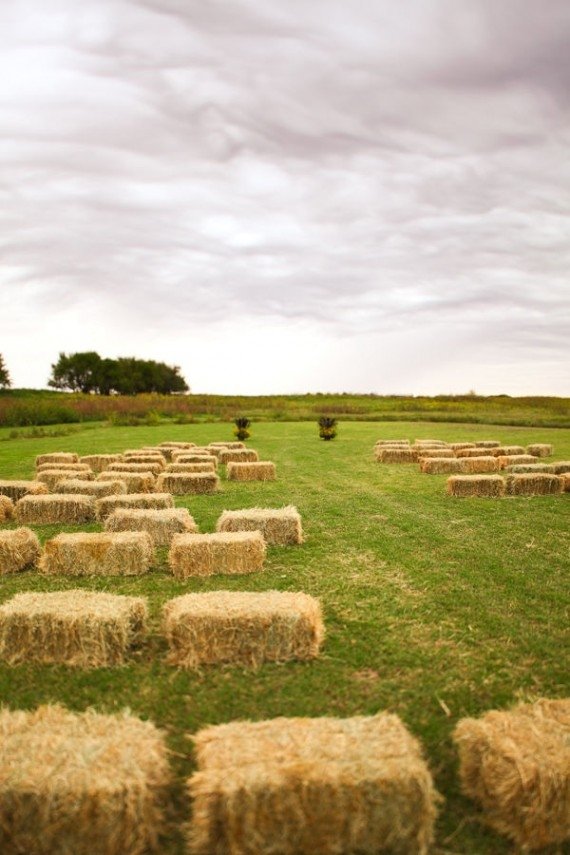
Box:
[0,420,568,853]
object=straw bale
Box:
[39,531,154,576]
[105,508,198,547]
[0,704,170,855]
[159,441,196,448]
[450,442,476,450]
[37,468,95,491]
[527,443,553,457]
[375,447,418,463]
[0,495,14,522]
[562,473,570,492]
[172,452,218,468]
[121,453,166,468]
[488,445,526,457]
[458,456,500,474]
[497,454,537,470]
[36,462,91,474]
[374,439,410,447]
[0,528,41,574]
[95,492,174,521]
[15,494,95,525]
[413,439,449,447]
[216,506,303,545]
[57,478,128,497]
[163,590,323,668]
[420,458,463,475]
[79,453,123,472]
[0,480,48,501]
[453,698,570,850]
[97,470,156,493]
[226,461,276,481]
[166,461,216,473]
[456,447,496,458]
[474,440,501,448]
[35,452,78,466]
[188,711,439,855]
[505,473,563,497]
[0,590,147,666]
[505,463,555,474]
[108,461,164,476]
[155,471,220,495]
[169,531,266,578]
[218,448,259,465]
[205,446,227,459]
[416,448,456,459]
[552,461,570,474]
[209,441,245,449]
[447,475,506,498]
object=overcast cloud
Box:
[1,0,569,394]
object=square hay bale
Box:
[172,452,218,468]
[552,461,570,474]
[108,461,165,476]
[505,463,555,474]
[95,492,174,521]
[218,449,259,465]
[497,454,538,470]
[79,453,123,472]
[0,590,147,666]
[0,495,15,522]
[420,458,463,475]
[0,704,170,855]
[163,590,323,668]
[450,442,476,450]
[226,461,276,481]
[216,506,303,545]
[169,531,266,578]
[474,440,501,448]
[15,494,95,525]
[447,475,506,498]
[413,439,449,448]
[105,508,198,547]
[488,445,526,457]
[374,439,410,447]
[97,470,156,493]
[562,473,570,492]
[0,528,41,574]
[57,478,128,497]
[37,468,95,492]
[453,698,570,851]
[505,473,563,497]
[416,449,456,459]
[458,456,500,474]
[375,447,418,463]
[155,472,220,495]
[209,441,245,449]
[35,452,78,466]
[0,480,48,501]
[159,441,196,448]
[166,461,216,473]
[456,447,495,458]
[36,462,91,474]
[187,711,439,854]
[121,453,166,468]
[39,531,154,576]
[527,443,553,457]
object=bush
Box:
[234,416,251,441]
[318,416,337,441]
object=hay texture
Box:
[375,447,418,464]
[97,470,156,493]
[169,531,266,579]
[216,506,303,545]
[95,492,174,521]
[447,475,506,498]
[0,495,14,522]
[165,461,216,473]
[35,452,79,466]
[562,473,570,492]
[0,590,147,667]
[163,590,323,668]
[489,445,526,457]
[497,454,537,470]
[37,468,95,491]
[209,441,245,449]
[420,458,463,475]
[375,439,410,447]
[218,448,259,465]
[416,448,456,459]
[453,698,570,851]
[57,478,128,497]
[155,471,220,495]
[36,462,91,474]
[15,494,95,525]
[0,704,170,855]
[474,440,501,448]
[121,453,166,469]
[105,508,198,547]
[505,463,555,474]
[172,452,218,468]
[505,473,563,497]
[527,443,553,457]
[187,711,438,855]
[0,480,48,501]
[108,461,165,476]
[0,528,41,574]
[39,532,154,577]
[79,453,123,472]
[552,461,570,474]
[450,442,476,450]
[456,447,495,458]
[159,441,195,448]
[458,456,500,474]
[226,461,276,481]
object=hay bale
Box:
[121,453,166,469]
[420,458,463,475]
[488,445,526,457]
[15,494,95,525]
[166,462,216,473]
[447,475,506,498]
[188,711,439,854]
[36,468,95,492]
[163,590,323,668]
[57,478,128,497]
[105,508,198,547]
[226,462,276,481]
[0,704,170,855]
[79,453,123,472]
[497,454,538,470]
[374,439,410,447]
[456,447,495,458]
[108,461,165,476]
[450,442,476,450]
[97,471,156,493]
[505,473,563,497]
[169,531,266,579]
[95,493,174,522]
[458,456,500,474]
[453,698,570,851]
[527,443,553,457]
[209,441,245,449]
[39,531,154,576]
[416,449,456,459]
[172,452,218,468]
[0,590,147,666]
[0,528,41,574]
[159,441,196,448]
[216,506,303,545]
[375,447,418,463]
[35,452,78,466]
[218,449,259,465]
[0,495,14,522]
[36,462,91,474]
[0,480,48,501]
[505,463,555,474]
[562,473,570,492]
[474,440,501,448]
[552,461,570,474]
[155,472,220,495]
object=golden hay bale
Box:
[36,462,91,474]
[15,494,95,525]
[416,449,456,459]
[447,475,506,498]
[0,528,41,574]
[218,449,259,465]
[458,456,500,474]
[0,495,15,522]
[121,453,166,468]
[413,440,449,449]
[0,704,170,855]
[39,531,154,576]
[216,506,303,545]
[505,473,564,497]
[209,441,245,449]
[159,441,196,448]
[450,442,476,450]
[562,473,570,492]
[0,480,48,501]
[375,447,418,463]
[166,462,216,474]
[37,468,96,492]
[505,463,555,474]
[169,531,266,579]
[95,492,174,521]
[105,508,198,547]
[57,478,128,497]
[453,698,570,851]
[0,590,147,667]
[97,470,156,493]
[108,461,164,476]
[163,590,323,668]
[226,462,276,481]
[172,452,218,468]
[155,472,220,495]
[527,443,553,458]
[473,440,501,448]
[79,453,123,472]
[187,711,439,855]
[35,452,78,466]
[374,439,410,447]
[488,445,526,457]
[552,461,570,474]
[497,454,538,470]
[420,458,463,475]
[456,447,495,458]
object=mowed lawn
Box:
[0,420,568,854]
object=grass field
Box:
[0,420,568,853]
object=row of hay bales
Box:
[0,696,567,854]
[447,472,569,497]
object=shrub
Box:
[233,416,251,441]
[318,416,337,441]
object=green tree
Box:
[0,354,11,388]
[48,352,189,395]
[48,352,102,393]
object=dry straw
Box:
[0,590,147,667]
[374,439,410,447]
[155,472,220,495]
[40,531,154,576]
[527,443,553,457]
[0,528,41,574]
[163,590,324,668]
[15,494,95,525]
[97,471,156,493]
[474,440,501,448]
[79,453,123,472]
[416,449,456,459]
[562,473,570,492]
[375,447,418,463]
[420,458,463,475]
[159,441,196,448]
[37,468,95,492]
[169,531,266,578]
[36,462,91,474]
[108,461,165,476]
[187,711,439,855]
[0,480,48,501]
[497,454,537,470]
[488,445,526,457]
[0,495,14,522]
[505,463,555,474]
[505,473,563,497]
[456,448,495,458]
[95,493,174,522]
[458,456,500,474]
[105,508,198,547]
[165,462,216,473]
[552,461,570,474]
[172,452,218,468]
[121,453,166,468]
[209,441,245,449]
[57,478,128,497]
[216,506,303,545]
[450,442,476,450]
[453,698,570,851]
[447,475,506,498]
[218,449,259,464]
[35,452,79,466]
[0,704,171,855]
[226,462,276,481]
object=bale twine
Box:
[457,456,500,474]
[97,471,156,494]
[552,461,570,474]
[105,508,198,547]
[39,532,155,576]
[108,461,165,477]
[218,449,259,465]
[95,493,174,522]
[505,473,563,497]
[169,531,266,579]
[163,590,324,668]
[473,440,501,448]
[416,449,456,459]
[0,528,41,574]
[155,472,220,495]
[0,590,147,667]
[37,469,95,492]
[15,494,95,525]
[226,462,276,481]
[216,506,303,545]
[505,463,555,474]
[375,447,418,464]
[35,452,79,467]
[0,495,15,522]
[420,458,463,475]
[497,454,538,470]
[527,443,553,458]
[57,478,128,497]
[79,454,123,472]
[0,480,48,501]
[165,462,216,473]
[187,712,439,855]
[446,476,506,498]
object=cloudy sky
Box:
[1,0,569,395]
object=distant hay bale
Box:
[163,590,324,668]
[552,461,570,474]
[105,508,198,547]
[0,590,147,667]
[39,531,154,576]
[15,494,95,525]
[458,456,500,474]
[226,461,276,481]
[108,461,165,476]
[450,442,476,450]
[121,453,166,469]
[0,495,14,522]
[453,698,570,851]
[209,441,245,449]
[473,440,501,448]
[505,463,555,474]
[159,441,196,448]
[166,461,216,473]
[488,445,526,457]
[37,468,95,491]
[172,452,218,468]
[35,452,79,467]
[187,711,439,854]
[204,446,227,459]
[36,462,91,474]
[0,480,48,501]
[216,506,303,545]
[416,449,456,459]
[497,454,537,469]
[447,475,506,498]
[95,492,174,521]
[57,478,128,497]
[79,453,123,472]
[0,704,170,855]
[420,458,463,475]
[155,472,220,495]
[527,443,553,457]
[97,471,156,493]
[375,447,418,463]
[374,439,410,447]
[169,531,266,579]
[0,528,41,574]
[505,473,563,497]
[456,447,495,458]
[413,440,448,448]
[218,448,259,465]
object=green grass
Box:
[0,421,568,853]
